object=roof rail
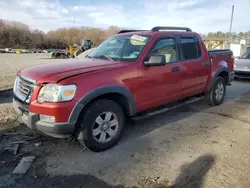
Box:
[118,30,148,34]
[151,26,192,32]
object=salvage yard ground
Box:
[0,53,61,90]
[1,54,250,188]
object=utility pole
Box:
[74,16,75,28]
[228,5,234,44]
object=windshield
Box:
[88,34,150,62]
[240,51,250,59]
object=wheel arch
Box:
[69,85,136,125]
[209,64,230,90]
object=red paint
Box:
[18,30,234,122]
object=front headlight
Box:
[38,84,76,103]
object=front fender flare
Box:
[68,85,136,123]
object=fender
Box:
[68,85,136,123]
[207,62,229,91]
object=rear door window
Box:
[180,37,201,60]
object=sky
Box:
[0,0,249,33]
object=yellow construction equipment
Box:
[51,40,93,59]
[16,50,21,54]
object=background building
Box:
[203,37,249,57]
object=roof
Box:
[116,26,196,36]
[117,31,196,37]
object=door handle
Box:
[203,61,209,66]
[171,67,180,72]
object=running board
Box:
[131,97,203,121]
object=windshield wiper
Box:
[94,55,117,61]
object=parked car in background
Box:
[5,48,10,53]
[46,49,57,53]
[20,49,29,53]
[234,51,250,79]
[13,26,235,152]
[9,49,16,53]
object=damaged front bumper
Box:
[13,98,75,138]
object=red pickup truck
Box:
[13,26,235,151]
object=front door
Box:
[177,35,210,97]
[136,36,184,112]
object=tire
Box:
[77,99,125,152]
[55,53,60,59]
[205,76,226,106]
[59,54,65,59]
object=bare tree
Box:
[1,19,248,50]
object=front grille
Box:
[19,77,31,95]
[14,75,36,103]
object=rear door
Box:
[177,35,210,97]
[136,36,185,112]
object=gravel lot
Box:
[0,53,63,130]
[0,50,94,91]
[1,54,250,188]
[0,53,60,90]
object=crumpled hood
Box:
[235,59,250,71]
[18,58,125,83]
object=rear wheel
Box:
[205,76,226,106]
[77,99,125,152]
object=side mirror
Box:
[144,55,166,66]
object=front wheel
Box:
[205,76,226,106]
[77,99,125,152]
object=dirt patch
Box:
[0,54,62,90]
[0,132,215,188]
[0,126,62,188]
[0,93,250,187]
[0,128,132,188]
